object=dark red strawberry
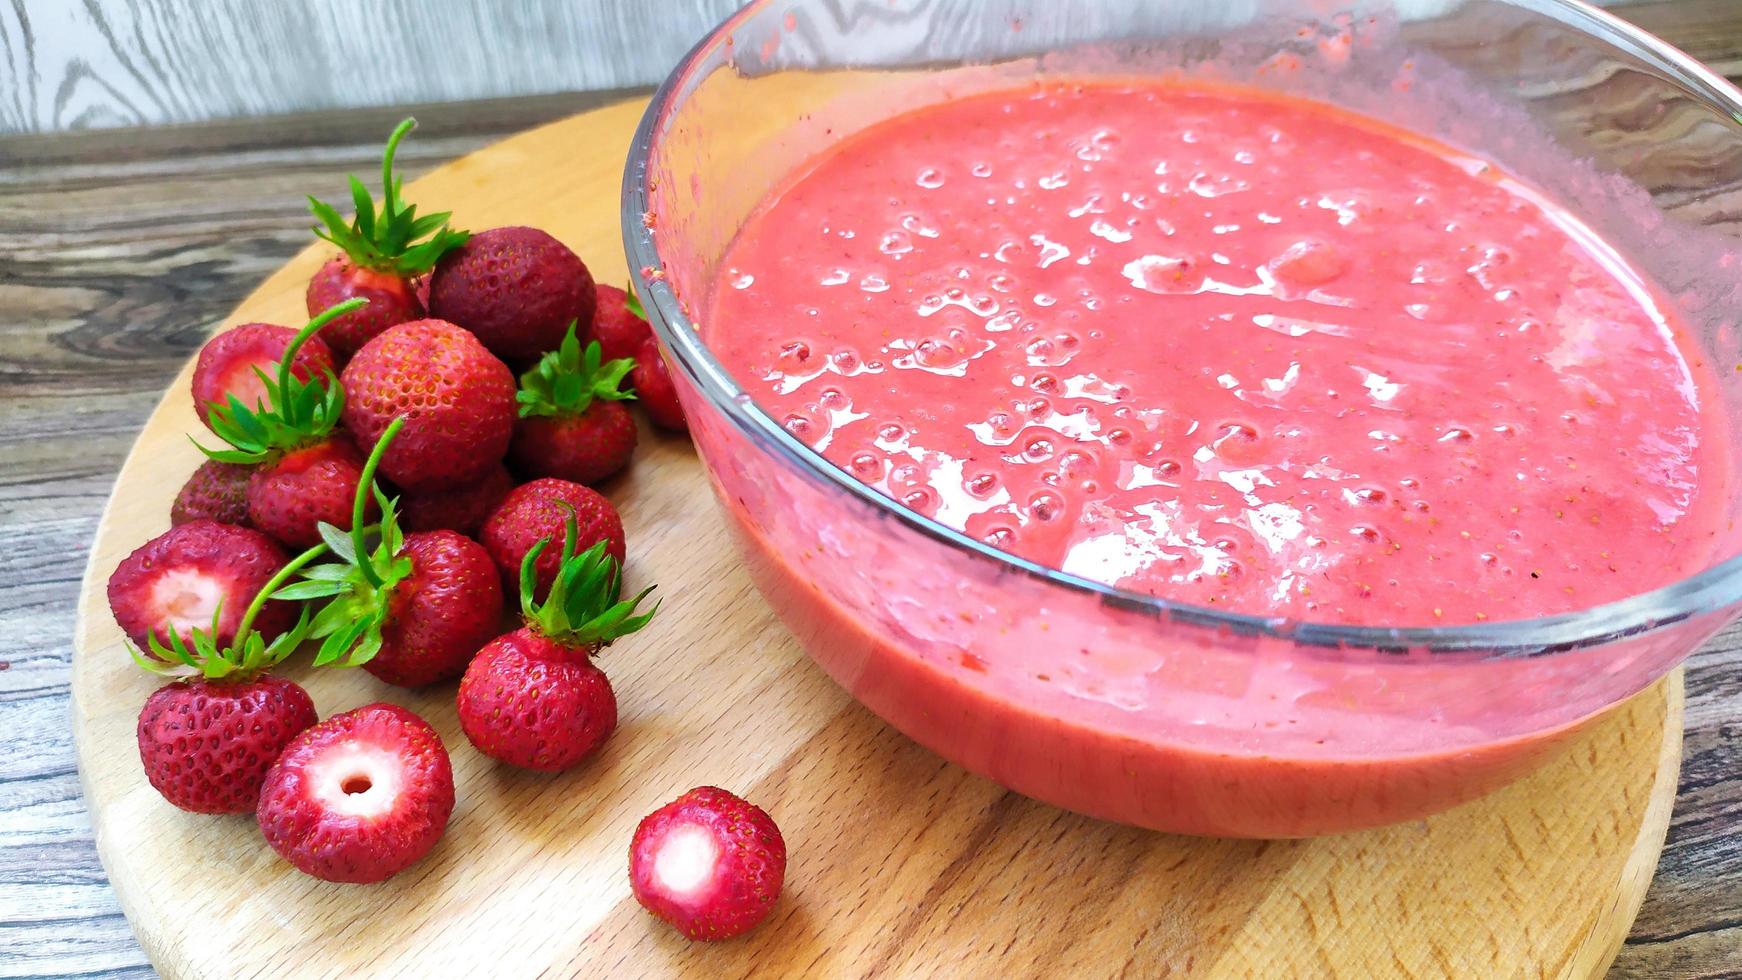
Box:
[591,283,652,364]
[257,702,455,884]
[107,519,295,654]
[171,460,254,527]
[285,417,504,688]
[305,118,466,357]
[399,462,514,536]
[340,318,516,492]
[479,477,625,597]
[133,547,328,813]
[427,226,595,364]
[629,786,787,941]
[457,516,656,771]
[198,300,373,549]
[632,338,688,432]
[245,434,373,549]
[191,322,335,430]
[508,325,638,485]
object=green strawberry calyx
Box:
[516,323,637,419]
[194,298,364,464]
[623,282,646,321]
[273,416,414,669]
[307,117,469,276]
[521,508,657,652]
[133,540,329,682]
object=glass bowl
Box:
[623,0,1742,837]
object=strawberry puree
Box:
[705,82,1726,626]
[693,82,1730,834]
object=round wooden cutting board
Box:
[71,98,1683,979]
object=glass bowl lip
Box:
[622,0,1742,656]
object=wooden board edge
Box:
[1564,668,1685,979]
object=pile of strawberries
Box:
[105,120,784,941]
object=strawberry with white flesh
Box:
[133,541,328,813]
[257,702,455,884]
[508,324,638,485]
[456,511,657,771]
[283,416,504,688]
[191,322,336,431]
[306,118,467,358]
[629,786,788,941]
[108,519,296,655]
[198,299,376,549]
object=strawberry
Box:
[340,318,516,492]
[399,462,513,536]
[508,325,638,485]
[139,676,316,814]
[427,226,596,364]
[629,786,787,941]
[305,118,467,356]
[171,459,254,527]
[245,434,371,549]
[283,417,504,688]
[190,322,335,430]
[132,546,326,813]
[457,515,657,771]
[198,300,377,548]
[108,519,295,654]
[591,283,652,364]
[257,702,455,884]
[480,477,625,597]
[631,338,688,432]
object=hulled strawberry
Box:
[171,459,254,527]
[629,786,787,941]
[191,322,336,430]
[284,417,504,687]
[427,226,595,364]
[305,118,468,356]
[399,462,513,536]
[479,477,625,597]
[257,702,455,883]
[457,515,657,771]
[132,542,327,813]
[632,338,688,432]
[340,318,516,492]
[590,283,652,364]
[199,300,376,549]
[508,325,638,485]
[108,519,295,653]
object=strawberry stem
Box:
[380,118,416,225]
[233,540,330,643]
[279,297,368,408]
[351,415,405,590]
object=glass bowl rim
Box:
[621,0,1742,657]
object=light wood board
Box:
[70,98,1684,979]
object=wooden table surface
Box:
[3,4,1740,976]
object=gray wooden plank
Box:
[0,0,736,134]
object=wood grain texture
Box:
[0,0,737,134]
[0,0,1646,136]
[68,97,1688,980]
[0,3,1736,977]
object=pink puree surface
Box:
[699,82,1730,833]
